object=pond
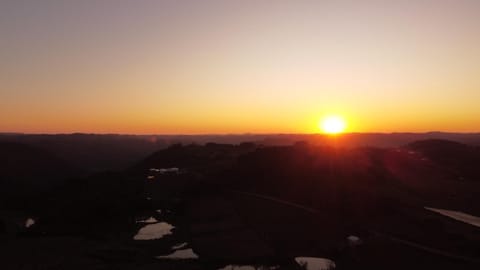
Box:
[425,207,480,228]
[294,257,336,270]
[133,222,175,240]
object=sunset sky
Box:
[1,0,479,134]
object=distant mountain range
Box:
[1,132,479,173]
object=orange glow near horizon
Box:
[1,1,480,134]
[320,116,347,135]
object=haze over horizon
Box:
[2,0,480,134]
[2,131,480,137]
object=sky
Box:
[1,0,479,134]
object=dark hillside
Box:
[407,139,480,181]
[0,142,80,210]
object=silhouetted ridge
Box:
[408,139,468,151]
[407,139,480,181]
[0,142,79,183]
[0,142,81,211]
[0,134,170,172]
[132,143,257,173]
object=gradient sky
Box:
[1,0,479,134]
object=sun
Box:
[320,115,346,134]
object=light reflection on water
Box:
[133,222,175,240]
[295,257,336,270]
[425,207,480,228]
[171,242,188,250]
[135,217,158,224]
[149,167,181,174]
[25,218,35,228]
[218,265,279,270]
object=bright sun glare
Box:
[320,116,346,134]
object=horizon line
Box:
[1,131,480,136]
